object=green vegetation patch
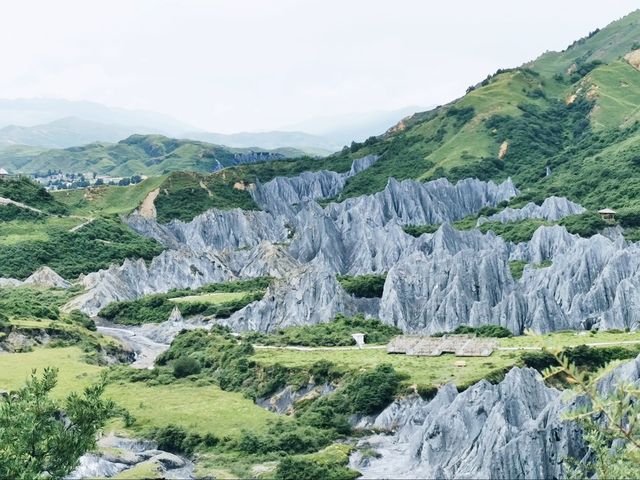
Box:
[337,274,387,298]
[0,177,68,214]
[246,314,402,347]
[0,217,164,280]
[154,172,258,223]
[99,277,271,325]
[0,286,74,321]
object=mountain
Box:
[0,98,196,135]
[182,130,338,156]
[0,134,306,177]
[319,10,640,212]
[0,117,152,149]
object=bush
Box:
[274,457,358,480]
[67,310,96,331]
[522,345,640,373]
[237,421,333,455]
[337,274,386,298]
[0,217,164,280]
[341,364,402,415]
[151,424,218,455]
[451,324,512,338]
[173,356,201,378]
[559,212,607,237]
[246,314,402,347]
[99,278,270,325]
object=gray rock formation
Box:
[250,154,379,215]
[352,355,640,479]
[478,196,585,225]
[379,224,640,334]
[350,368,587,479]
[69,434,193,479]
[65,249,234,316]
[127,208,289,251]
[24,266,71,289]
[219,265,364,332]
[257,382,335,414]
[0,266,70,289]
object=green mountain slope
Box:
[306,10,640,211]
[0,134,307,177]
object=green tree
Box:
[0,368,117,479]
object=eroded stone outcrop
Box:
[478,196,585,224]
[219,265,364,332]
[350,368,587,479]
[0,266,70,289]
[65,249,234,316]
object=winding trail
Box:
[68,216,95,232]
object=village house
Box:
[0,168,9,180]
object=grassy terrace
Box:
[253,347,519,389]
[252,330,640,389]
[168,291,249,304]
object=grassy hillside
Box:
[529,10,640,77]
[299,10,640,213]
[0,134,306,177]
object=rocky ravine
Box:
[63,155,640,334]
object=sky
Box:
[1,0,638,132]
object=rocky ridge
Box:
[477,196,586,224]
[65,156,640,334]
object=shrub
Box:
[337,274,386,298]
[151,424,217,455]
[246,314,401,347]
[67,310,96,331]
[559,213,607,237]
[173,356,201,378]
[451,324,512,338]
[274,457,358,480]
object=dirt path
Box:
[138,188,160,218]
[254,344,387,351]
[0,196,46,214]
[68,216,95,232]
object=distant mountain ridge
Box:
[0,98,195,135]
[0,134,307,177]
[0,99,427,156]
[0,117,154,149]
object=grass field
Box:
[169,291,250,304]
[0,346,279,440]
[499,330,640,349]
[252,347,520,388]
[252,330,640,388]
[0,347,103,398]
[0,216,83,245]
[53,176,166,216]
[106,381,279,438]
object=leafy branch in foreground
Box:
[543,351,640,479]
[0,368,118,480]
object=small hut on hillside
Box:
[598,208,616,221]
[0,168,9,180]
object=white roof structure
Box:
[0,168,8,175]
[598,208,616,214]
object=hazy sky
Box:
[2,0,638,132]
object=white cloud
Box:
[0,0,637,132]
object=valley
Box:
[3,8,640,480]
